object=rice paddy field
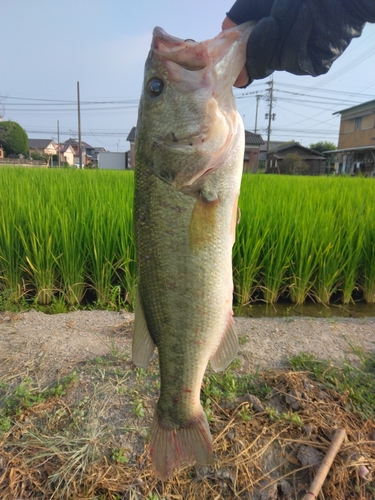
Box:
[0,167,374,309]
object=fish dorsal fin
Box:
[132,290,156,369]
[210,318,238,372]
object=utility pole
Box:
[77,81,82,169]
[265,77,276,151]
[254,94,261,134]
[57,120,61,168]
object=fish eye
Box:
[146,77,164,97]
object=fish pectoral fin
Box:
[210,318,238,372]
[132,290,156,369]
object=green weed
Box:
[289,351,375,419]
[0,372,78,425]
[111,447,129,464]
[130,395,145,419]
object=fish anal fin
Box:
[150,408,213,481]
[132,290,156,369]
[210,317,238,372]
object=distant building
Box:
[92,147,106,165]
[266,143,326,175]
[60,139,103,166]
[259,141,289,162]
[126,127,136,169]
[98,152,127,170]
[28,139,57,156]
[243,131,264,173]
[331,99,375,175]
[63,138,89,166]
[58,144,75,165]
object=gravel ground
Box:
[0,310,374,384]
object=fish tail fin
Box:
[150,408,213,480]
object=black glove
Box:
[227,0,375,83]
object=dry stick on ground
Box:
[303,428,347,500]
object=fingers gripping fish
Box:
[133,22,254,480]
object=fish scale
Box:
[132,22,254,480]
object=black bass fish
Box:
[133,23,253,480]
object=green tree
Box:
[0,121,28,156]
[283,152,309,175]
[309,141,336,154]
[310,141,337,174]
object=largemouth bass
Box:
[133,23,253,480]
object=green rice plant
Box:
[233,175,268,304]
[116,215,137,309]
[55,205,87,306]
[1,168,374,309]
[85,205,119,304]
[340,203,365,304]
[361,202,375,303]
[0,189,26,302]
[84,171,134,306]
[18,199,58,305]
[233,223,266,305]
[236,175,375,306]
[259,179,295,304]
[311,185,344,304]
[288,195,320,305]
[112,174,137,308]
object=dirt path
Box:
[0,310,374,499]
[1,310,374,384]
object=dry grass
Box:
[0,356,374,500]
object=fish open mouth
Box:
[152,27,209,71]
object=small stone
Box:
[317,390,327,400]
[303,378,315,391]
[226,430,236,441]
[358,465,370,479]
[302,425,315,438]
[215,468,235,482]
[279,479,293,498]
[259,482,278,500]
[297,445,324,469]
[285,390,301,410]
[244,394,264,412]
[194,465,214,480]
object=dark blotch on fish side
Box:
[159,170,176,183]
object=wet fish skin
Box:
[133,23,253,480]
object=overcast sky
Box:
[1,1,374,151]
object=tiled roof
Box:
[268,142,325,158]
[260,140,288,152]
[127,126,136,142]
[63,138,93,150]
[28,139,55,149]
[244,130,264,145]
